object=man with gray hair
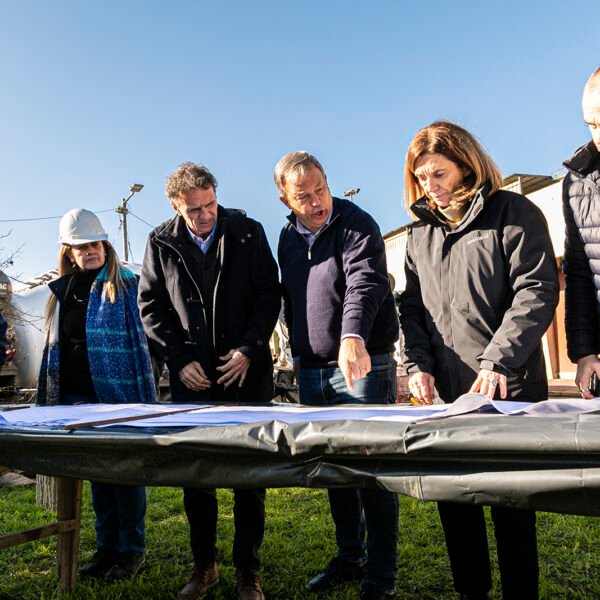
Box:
[563,66,600,398]
[138,162,280,600]
[275,151,399,600]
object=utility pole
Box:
[115,184,143,262]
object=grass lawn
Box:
[1,484,599,599]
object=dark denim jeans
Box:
[298,352,399,592]
[61,394,146,554]
[91,482,146,554]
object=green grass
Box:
[1,484,600,599]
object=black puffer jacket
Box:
[562,141,600,362]
[138,207,280,403]
[399,185,558,403]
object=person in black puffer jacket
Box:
[563,65,600,398]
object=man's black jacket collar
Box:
[564,141,600,176]
[152,206,252,250]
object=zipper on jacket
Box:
[570,170,600,197]
[158,240,208,342]
[212,233,225,352]
[289,212,341,262]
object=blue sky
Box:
[1,0,598,281]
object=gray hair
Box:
[274,151,326,197]
[166,162,218,203]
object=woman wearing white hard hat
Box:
[37,208,157,581]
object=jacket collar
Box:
[153,205,251,250]
[48,272,74,301]
[411,183,491,232]
[48,267,104,303]
[563,141,600,175]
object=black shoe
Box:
[104,551,146,581]
[305,557,364,592]
[459,594,489,600]
[78,548,118,579]
[360,584,397,599]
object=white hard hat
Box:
[58,208,109,246]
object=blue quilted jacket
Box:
[562,141,600,361]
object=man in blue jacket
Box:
[275,151,399,600]
[563,65,600,397]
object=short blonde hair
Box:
[404,121,503,212]
[274,151,326,197]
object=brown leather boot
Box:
[236,568,265,600]
[177,563,219,599]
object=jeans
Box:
[92,483,146,554]
[61,393,146,554]
[298,352,399,592]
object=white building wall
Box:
[525,179,565,257]
[384,230,408,291]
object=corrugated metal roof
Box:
[383,224,410,240]
[502,173,554,195]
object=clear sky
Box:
[1,0,598,282]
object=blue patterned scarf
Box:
[38,265,158,406]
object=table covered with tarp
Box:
[3,394,600,517]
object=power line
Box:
[126,239,135,264]
[0,208,114,223]
[129,212,155,229]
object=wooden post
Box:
[55,478,82,593]
[36,475,58,512]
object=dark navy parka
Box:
[138,207,281,403]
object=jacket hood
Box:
[410,183,491,232]
[564,141,600,175]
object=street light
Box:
[115,183,144,262]
[344,188,360,202]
